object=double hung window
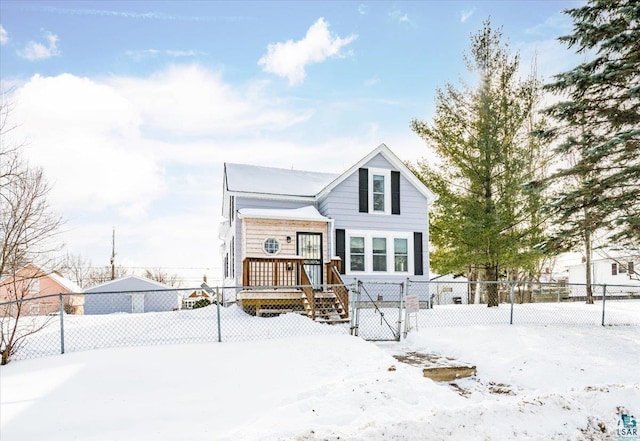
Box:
[350,237,365,271]
[346,231,412,274]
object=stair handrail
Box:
[326,260,349,318]
[298,265,315,320]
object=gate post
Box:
[216,286,222,342]
[601,284,607,327]
[350,280,361,336]
[396,282,404,341]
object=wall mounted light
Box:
[286,236,292,243]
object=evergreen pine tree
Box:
[411,21,550,306]
[541,0,640,249]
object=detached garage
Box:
[84,276,180,314]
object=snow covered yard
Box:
[1,306,639,440]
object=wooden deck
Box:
[238,257,349,323]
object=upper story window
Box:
[372,175,386,212]
[359,168,400,215]
[28,279,40,294]
[263,238,280,255]
[369,169,391,214]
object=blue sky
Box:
[0,1,583,285]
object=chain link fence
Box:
[404,281,640,330]
[1,280,638,363]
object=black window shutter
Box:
[391,171,400,215]
[612,263,617,275]
[336,229,346,274]
[414,232,423,275]
[359,168,368,213]
[629,261,635,275]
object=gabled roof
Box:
[224,163,339,198]
[223,143,436,206]
[48,272,83,293]
[0,263,83,293]
[316,143,437,203]
[84,275,176,292]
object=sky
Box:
[0,1,585,285]
[1,301,639,440]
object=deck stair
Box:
[302,291,350,324]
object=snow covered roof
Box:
[225,163,339,197]
[84,275,176,292]
[49,272,83,293]
[238,206,329,222]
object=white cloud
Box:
[18,30,61,60]
[258,18,357,86]
[358,4,368,16]
[461,9,475,23]
[6,65,316,222]
[0,24,8,45]
[110,64,312,135]
[389,9,411,25]
[11,74,161,218]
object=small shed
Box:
[84,276,180,314]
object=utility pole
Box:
[110,228,116,280]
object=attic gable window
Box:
[359,168,400,215]
[372,175,386,212]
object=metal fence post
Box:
[351,280,361,336]
[509,283,515,325]
[601,284,607,327]
[59,293,65,355]
[397,282,404,341]
[216,286,222,342]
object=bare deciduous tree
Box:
[0,93,64,364]
[144,268,182,288]
[56,252,94,288]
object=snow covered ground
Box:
[1,303,639,440]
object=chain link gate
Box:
[350,280,403,341]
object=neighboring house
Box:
[568,254,640,296]
[0,263,84,316]
[84,276,180,314]
[219,143,436,321]
[182,288,213,309]
[429,274,469,305]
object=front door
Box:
[297,232,323,290]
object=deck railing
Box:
[242,257,347,320]
[242,257,306,287]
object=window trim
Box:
[28,279,40,294]
[345,230,413,275]
[263,237,281,255]
[368,169,391,215]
